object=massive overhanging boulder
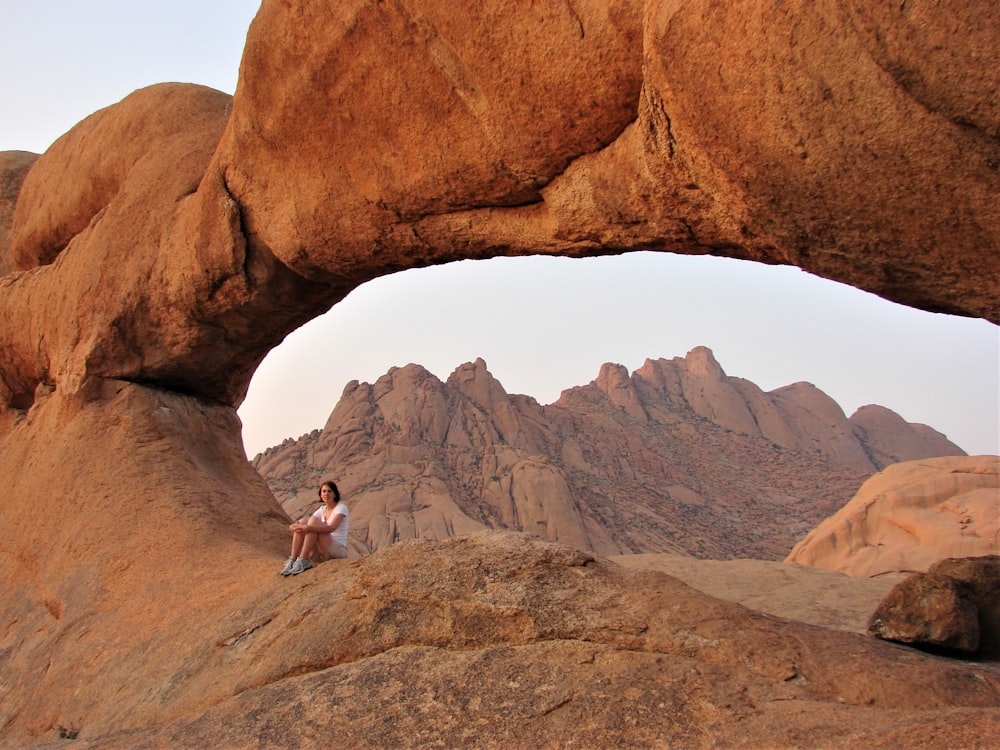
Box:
[215,0,1000,320]
[0,1,998,745]
[2,1,998,417]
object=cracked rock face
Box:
[0,1,998,746]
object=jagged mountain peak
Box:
[254,348,966,561]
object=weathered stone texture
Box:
[931,555,1000,658]
[1,0,998,745]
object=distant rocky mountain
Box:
[252,347,965,560]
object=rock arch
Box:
[0,1,997,741]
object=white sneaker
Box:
[290,558,313,575]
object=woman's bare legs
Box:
[289,529,306,559]
[299,516,331,560]
[282,516,332,575]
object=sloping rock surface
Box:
[786,456,1000,576]
[15,533,1000,749]
[612,554,907,635]
[254,348,965,560]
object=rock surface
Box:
[217,0,1000,322]
[1,0,999,746]
[13,533,1000,749]
[868,557,1000,657]
[254,348,965,560]
[612,554,907,635]
[786,456,1000,576]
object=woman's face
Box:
[320,485,336,504]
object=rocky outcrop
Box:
[786,456,1000,576]
[868,572,982,654]
[931,556,1000,658]
[851,404,970,469]
[8,532,1000,749]
[1,0,998,745]
[254,348,965,560]
[868,557,1000,657]
[218,1,1000,322]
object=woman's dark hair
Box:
[318,480,340,503]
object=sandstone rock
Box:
[868,572,980,654]
[9,84,232,271]
[638,2,1000,321]
[214,0,1000,322]
[930,556,1000,659]
[0,382,290,744]
[786,456,1000,577]
[0,83,344,410]
[255,349,965,561]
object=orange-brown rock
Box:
[612,553,908,635]
[786,456,1000,576]
[216,1,1000,322]
[254,349,965,561]
[10,85,230,271]
[1,0,998,745]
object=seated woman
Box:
[280,480,349,576]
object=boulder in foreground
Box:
[868,572,981,654]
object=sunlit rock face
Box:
[0,0,997,745]
[219,0,1000,321]
[787,456,1000,577]
[3,1,997,414]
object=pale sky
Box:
[4,2,998,460]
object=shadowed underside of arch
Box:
[0,1,997,744]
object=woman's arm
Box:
[303,510,344,534]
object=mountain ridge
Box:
[253,347,965,560]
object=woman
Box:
[280,480,349,576]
